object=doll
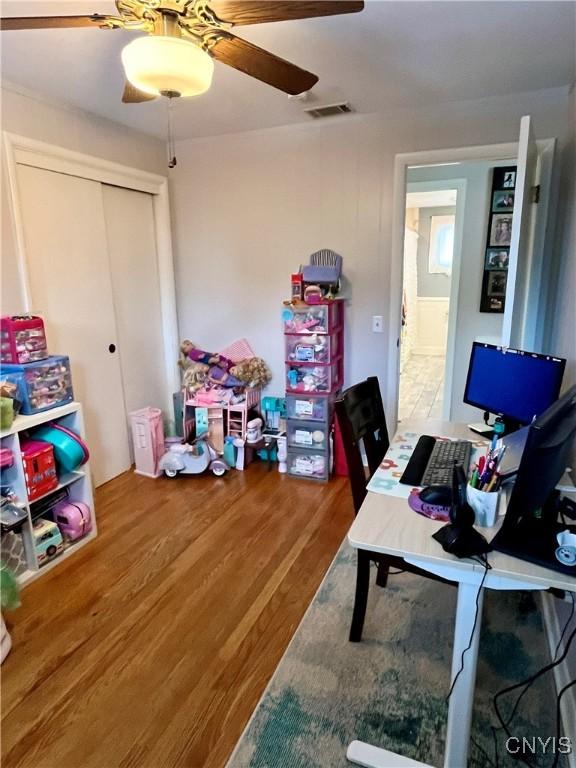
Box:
[230,357,272,389]
[183,362,209,393]
[179,340,232,370]
[208,365,243,388]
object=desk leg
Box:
[443,580,485,768]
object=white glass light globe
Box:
[122,35,214,97]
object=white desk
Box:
[346,419,576,768]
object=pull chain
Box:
[167,95,177,169]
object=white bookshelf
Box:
[1,402,97,587]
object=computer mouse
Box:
[419,485,452,506]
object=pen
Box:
[486,472,499,492]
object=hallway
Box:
[399,354,445,421]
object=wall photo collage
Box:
[480,165,517,313]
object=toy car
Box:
[158,437,228,478]
[33,518,64,565]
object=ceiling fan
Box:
[0,1,365,103]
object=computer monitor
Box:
[491,385,576,575]
[464,343,566,431]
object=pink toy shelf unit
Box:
[130,407,165,479]
[282,299,344,481]
[1,315,48,365]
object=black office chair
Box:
[335,376,453,642]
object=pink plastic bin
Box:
[1,315,48,364]
[130,408,165,479]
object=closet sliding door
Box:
[15,165,132,486]
[102,185,166,458]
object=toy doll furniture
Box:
[283,299,344,481]
[182,337,263,446]
[300,249,343,289]
[335,377,454,642]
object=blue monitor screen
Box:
[464,343,566,425]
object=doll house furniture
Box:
[300,249,343,294]
[283,299,344,481]
[182,338,263,449]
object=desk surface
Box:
[348,419,576,592]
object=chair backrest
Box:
[335,376,390,515]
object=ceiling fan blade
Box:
[0,15,105,30]
[209,1,364,26]
[122,82,157,104]
[210,34,318,95]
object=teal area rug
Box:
[228,541,564,768]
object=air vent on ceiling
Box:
[304,102,354,119]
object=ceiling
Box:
[1,0,575,140]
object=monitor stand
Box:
[468,422,494,438]
[467,413,522,439]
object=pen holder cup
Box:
[466,484,500,528]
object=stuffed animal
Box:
[230,357,272,389]
[183,362,209,393]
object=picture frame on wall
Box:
[492,190,515,212]
[480,164,516,313]
[489,296,504,311]
[485,248,509,270]
[502,171,516,188]
[487,271,507,297]
[490,214,513,246]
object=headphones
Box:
[433,463,491,558]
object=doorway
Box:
[399,185,458,421]
[387,120,556,432]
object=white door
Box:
[102,185,167,457]
[16,165,131,486]
[502,115,538,349]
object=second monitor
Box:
[464,342,566,435]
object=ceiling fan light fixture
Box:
[121,35,214,98]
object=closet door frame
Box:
[3,131,179,414]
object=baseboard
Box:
[540,591,576,767]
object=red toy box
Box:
[1,315,48,364]
[20,439,58,501]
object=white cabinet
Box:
[1,402,96,587]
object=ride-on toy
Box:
[158,437,228,478]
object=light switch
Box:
[372,315,384,333]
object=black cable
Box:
[491,623,576,768]
[446,555,491,702]
[471,735,497,768]
[551,679,576,768]
[554,592,575,658]
[501,592,575,731]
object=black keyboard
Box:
[400,435,472,486]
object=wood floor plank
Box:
[1,465,352,768]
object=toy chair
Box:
[300,249,343,292]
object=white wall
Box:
[1,84,166,314]
[170,85,574,409]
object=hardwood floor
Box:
[1,465,352,768]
